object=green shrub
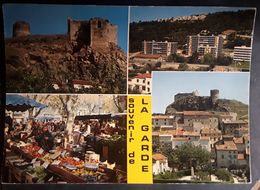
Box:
[215,168,234,183]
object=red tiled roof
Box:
[183,111,213,116]
[201,127,221,135]
[233,137,244,144]
[73,80,93,85]
[216,141,237,151]
[153,115,170,119]
[152,153,166,161]
[134,73,151,79]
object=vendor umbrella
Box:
[6,94,47,112]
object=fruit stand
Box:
[5,142,126,183]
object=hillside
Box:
[130,9,255,52]
[217,99,249,119]
[5,35,127,93]
[165,97,248,119]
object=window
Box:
[143,79,145,83]
[147,81,150,85]
[142,86,146,90]
[221,155,224,159]
[148,88,150,92]
[97,20,102,28]
[137,79,139,83]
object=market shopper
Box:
[38,126,54,151]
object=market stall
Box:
[4,95,127,183]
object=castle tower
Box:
[210,89,219,105]
[90,18,118,50]
[13,21,31,37]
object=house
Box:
[152,115,174,129]
[221,120,248,137]
[200,127,222,149]
[152,153,172,175]
[128,73,151,94]
[215,140,238,168]
[72,79,94,90]
[183,111,219,129]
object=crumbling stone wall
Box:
[90,18,117,49]
[67,17,117,52]
[13,21,31,37]
[166,89,223,114]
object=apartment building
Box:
[233,46,252,62]
[142,40,178,56]
[187,34,223,57]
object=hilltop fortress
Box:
[13,17,118,53]
[166,89,232,114]
[67,17,118,52]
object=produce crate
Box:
[24,172,38,183]
[11,166,25,182]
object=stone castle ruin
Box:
[166,89,223,114]
[13,21,31,37]
[67,17,118,52]
[12,18,118,52]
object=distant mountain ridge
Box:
[149,14,207,23]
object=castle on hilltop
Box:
[12,18,118,52]
[166,89,222,114]
[67,17,118,51]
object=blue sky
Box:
[152,72,249,113]
[130,6,254,22]
[3,4,128,53]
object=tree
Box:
[155,61,162,68]
[216,56,233,66]
[178,62,189,71]
[113,95,126,113]
[188,52,199,64]
[201,53,216,65]
[167,53,187,63]
[215,168,234,183]
[26,94,50,118]
[172,143,212,171]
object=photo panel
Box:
[3,4,129,94]
[4,93,127,183]
[128,6,255,94]
[152,71,250,183]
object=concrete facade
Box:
[142,40,178,56]
[233,46,252,62]
[187,34,223,57]
[152,115,174,129]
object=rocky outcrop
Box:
[165,95,214,114]
[165,95,248,119]
[5,35,127,93]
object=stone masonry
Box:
[67,17,118,51]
